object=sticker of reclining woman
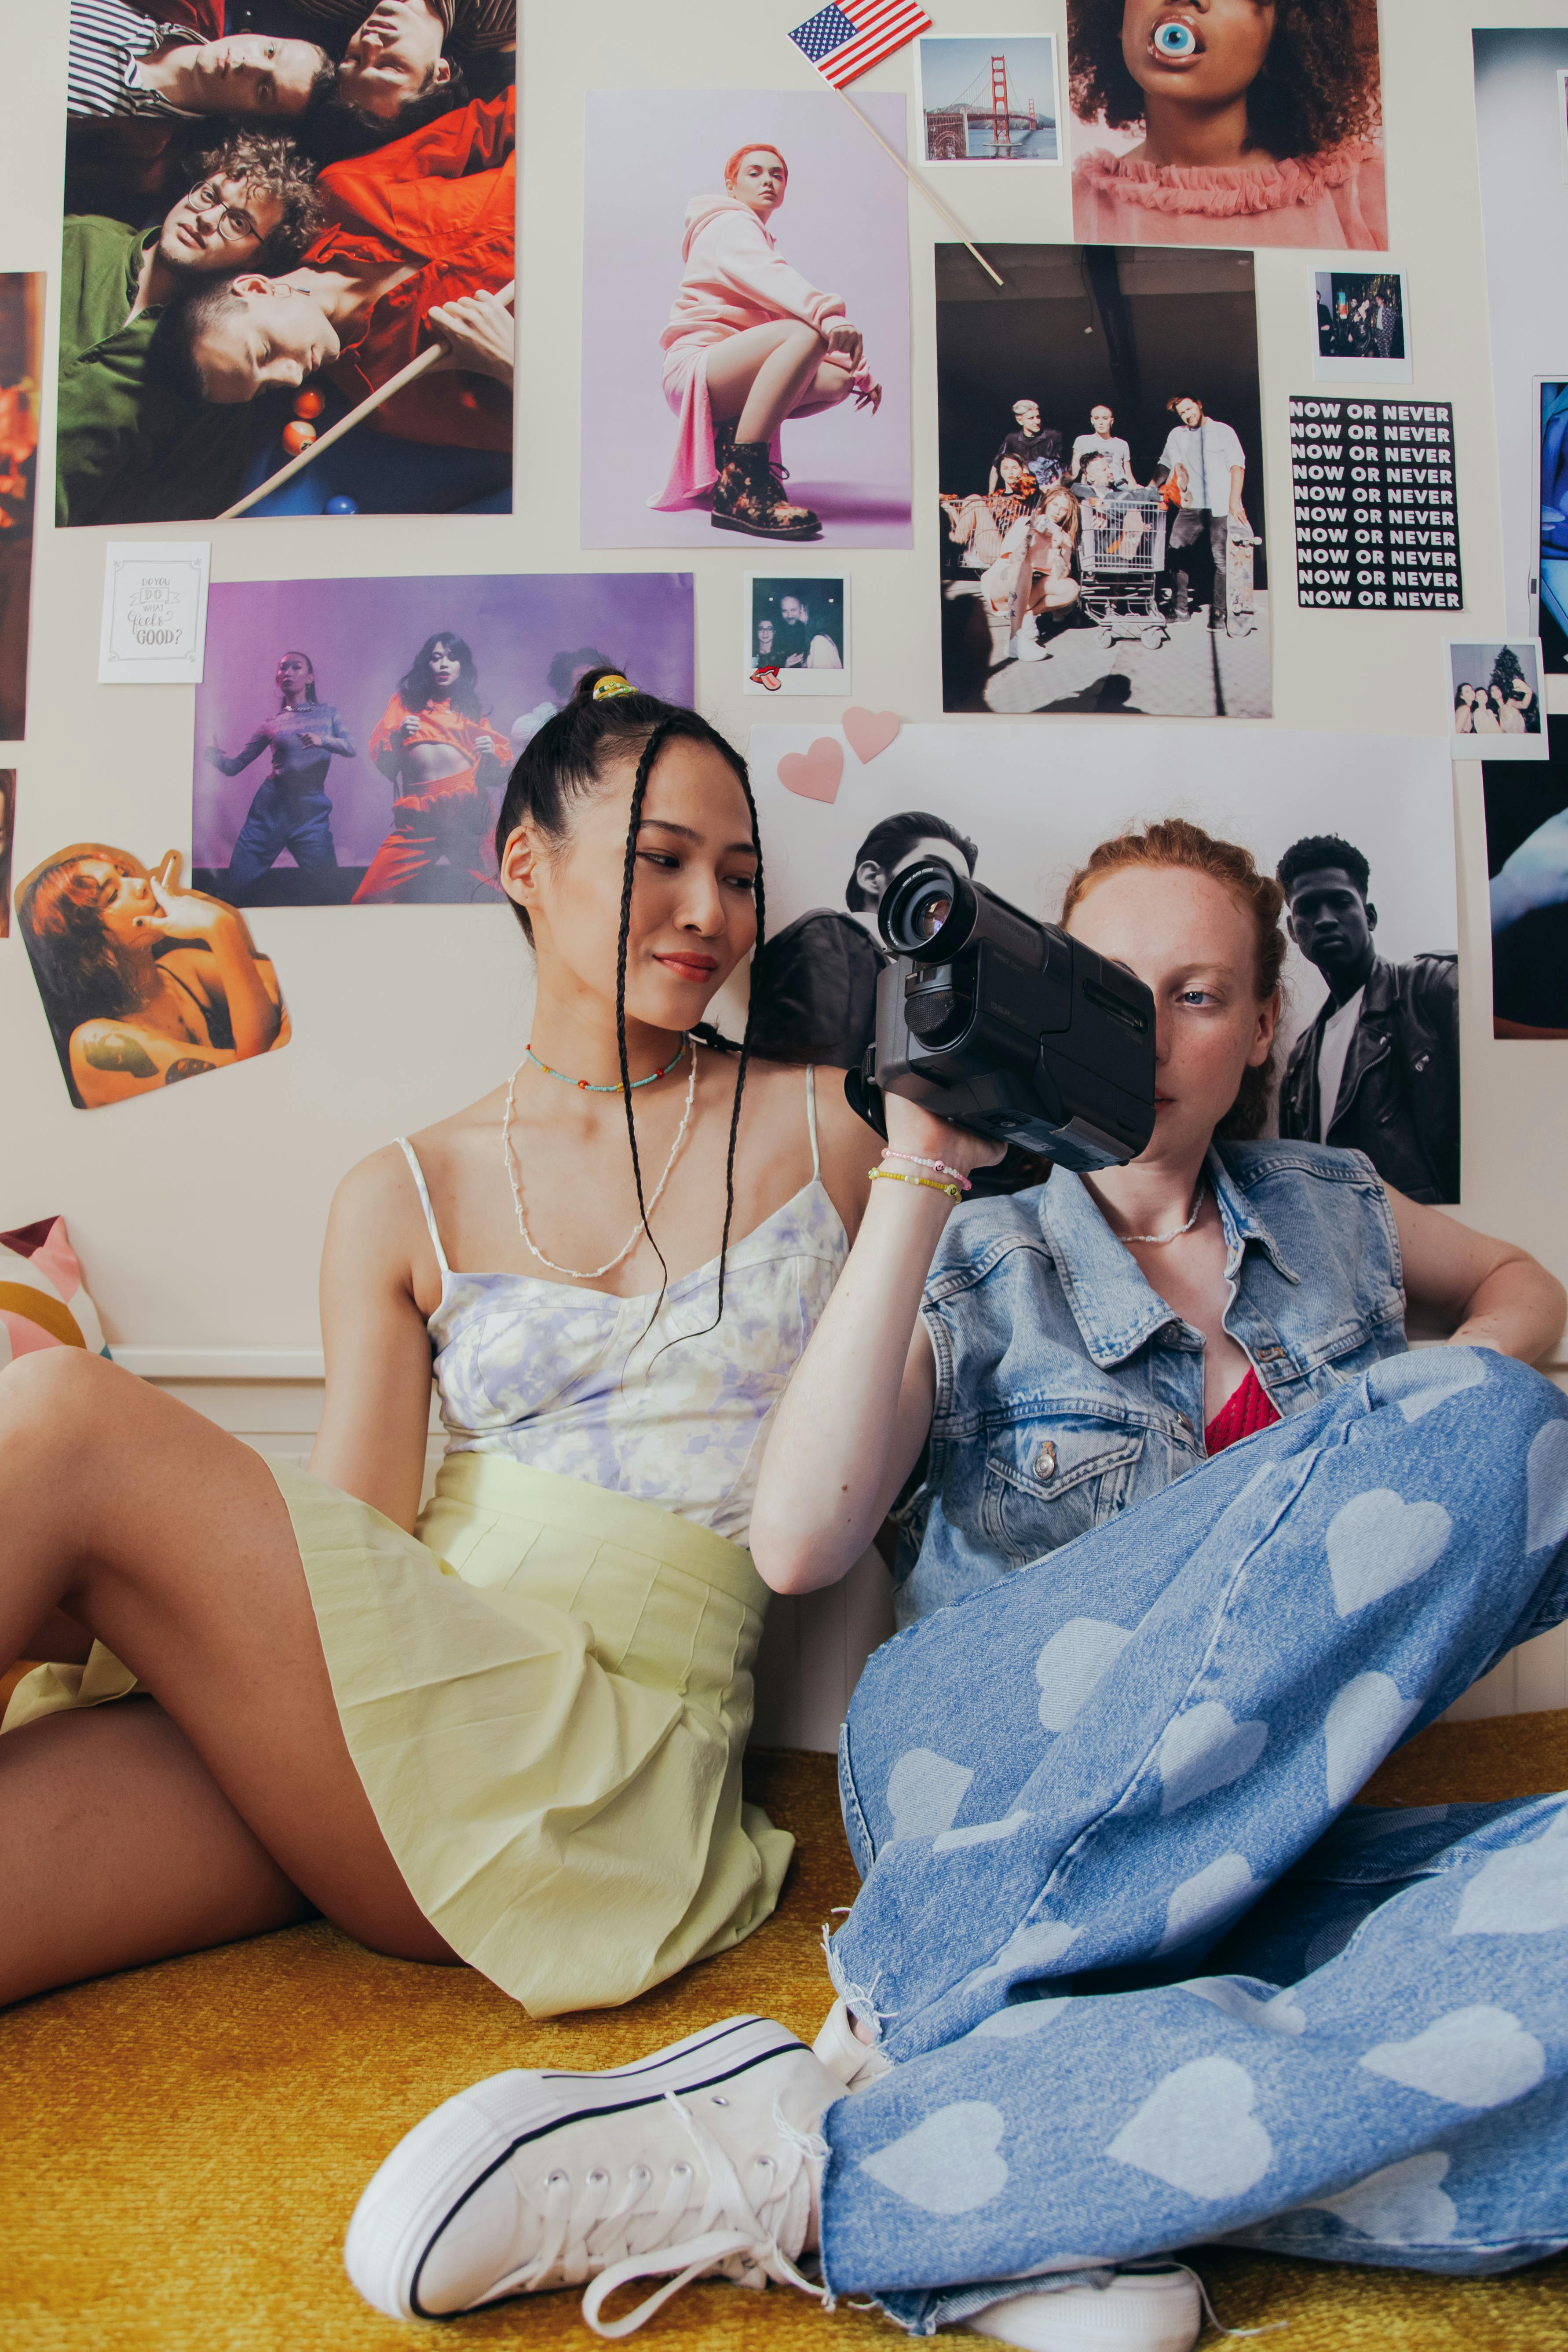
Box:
[581,91,913,549]
[354,630,509,902]
[1065,0,1388,251]
[204,647,356,893]
[16,844,290,1110]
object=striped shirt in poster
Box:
[67,0,201,120]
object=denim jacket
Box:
[895,1140,1408,1627]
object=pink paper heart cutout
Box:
[843,707,901,764]
[777,738,844,804]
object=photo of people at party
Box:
[581,90,913,550]
[1065,0,1387,250]
[192,570,695,904]
[0,274,40,739]
[1312,269,1408,380]
[1447,640,1546,761]
[746,574,847,695]
[57,0,515,525]
[15,841,291,1108]
[937,242,1268,717]
[1486,718,1568,1038]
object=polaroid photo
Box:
[1310,271,1412,384]
[1446,638,1548,760]
[746,575,850,696]
[915,34,1060,165]
[1559,69,1568,179]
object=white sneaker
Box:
[343,2015,834,2337]
[969,2265,1202,2352]
[1009,619,1049,662]
[812,1995,896,2092]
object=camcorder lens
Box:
[880,857,972,958]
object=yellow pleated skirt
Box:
[4,1453,793,2018]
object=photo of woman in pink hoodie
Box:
[652,142,883,541]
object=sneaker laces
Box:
[579,2091,826,2340]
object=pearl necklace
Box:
[501,1040,698,1281]
[1118,1178,1206,1247]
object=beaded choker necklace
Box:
[526,1036,687,1094]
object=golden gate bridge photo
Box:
[919,37,1059,163]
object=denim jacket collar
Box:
[1037,1150,1301,1371]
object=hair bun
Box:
[570,667,632,705]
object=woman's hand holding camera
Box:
[881,1093,1007,1185]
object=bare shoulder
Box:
[746,1058,875,1233]
[329,1140,428,1253]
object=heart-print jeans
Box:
[816,1349,1568,2329]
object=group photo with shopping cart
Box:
[935,243,1272,720]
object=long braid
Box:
[704,758,765,1338]
[615,718,676,1316]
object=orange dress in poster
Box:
[354,692,504,904]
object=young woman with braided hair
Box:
[0,669,873,2013]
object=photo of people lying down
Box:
[5,688,1565,2344]
[937,242,1270,719]
[57,0,515,523]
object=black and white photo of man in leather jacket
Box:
[1276,833,1460,1204]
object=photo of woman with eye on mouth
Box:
[1067,0,1388,250]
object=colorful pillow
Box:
[0,1215,110,1368]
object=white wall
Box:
[4,2,1567,1740]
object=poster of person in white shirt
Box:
[1276,832,1460,1203]
[1155,395,1250,628]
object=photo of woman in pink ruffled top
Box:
[1067,0,1388,252]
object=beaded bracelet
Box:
[869,1166,964,1202]
[880,1149,972,1193]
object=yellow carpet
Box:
[3,1725,1567,2351]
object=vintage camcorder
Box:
[846,858,1157,1175]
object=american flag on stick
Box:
[788,1,932,89]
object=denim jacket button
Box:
[1034,1441,1057,1481]
[1176,1414,1194,1436]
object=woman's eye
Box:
[724,872,757,892]
[638,850,680,871]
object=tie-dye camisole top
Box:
[397,1067,848,1545]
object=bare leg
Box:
[0,1353,457,2005]
[1,1701,312,2004]
[705,319,830,445]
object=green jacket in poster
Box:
[56,215,249,527]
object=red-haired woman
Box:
[16,845,288,1108]
[652,141,883,541]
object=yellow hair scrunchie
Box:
[592,674,637,700]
